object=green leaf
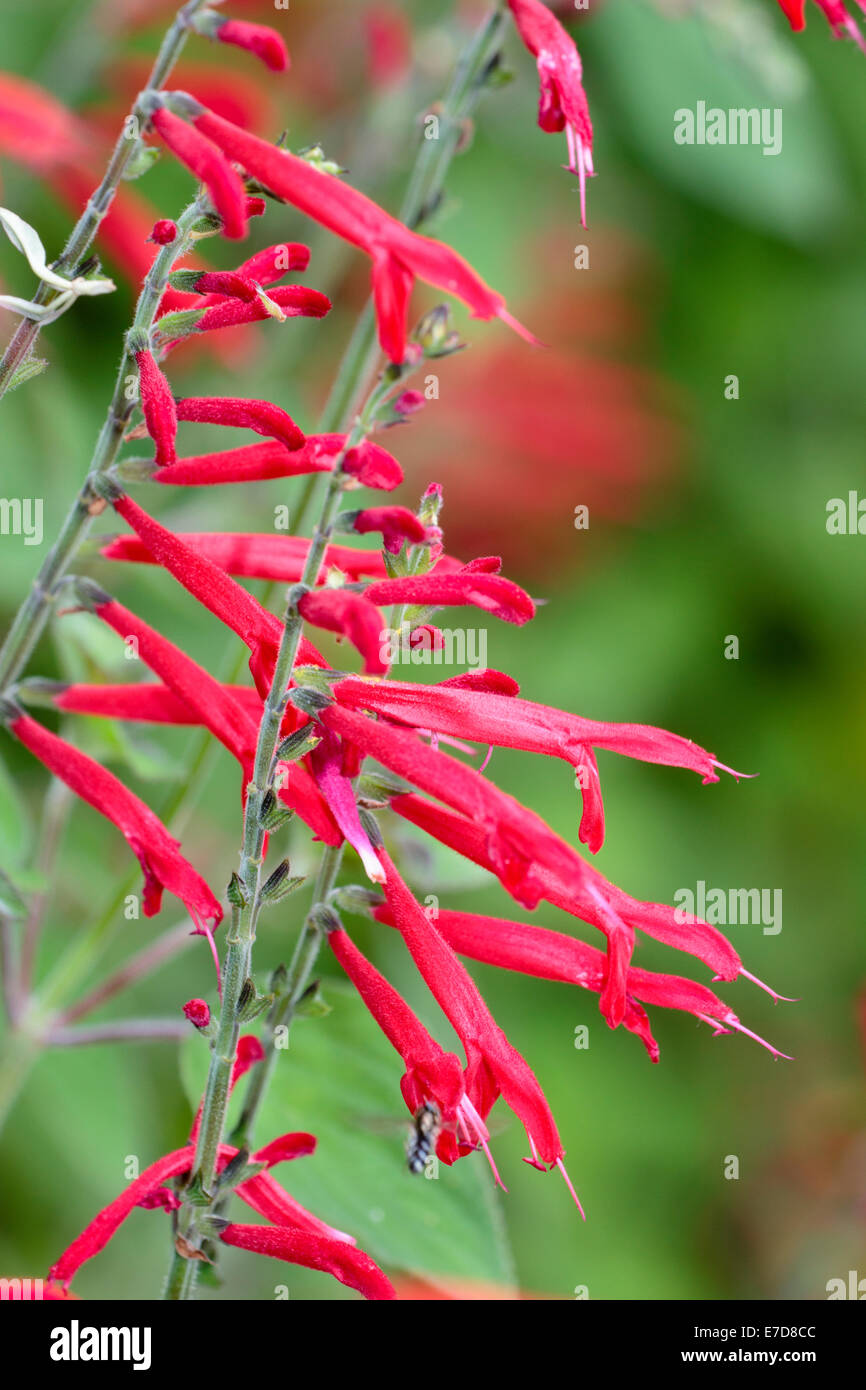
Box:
[180,983,516,1290]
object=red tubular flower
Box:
[299,588,389,676]
[108,496,327,695]
[309,729,384,882]
[219,1224,395,1300]
[91,596,255,766]
[134,349,177,467]
[379,852,581,1204]
[331,677,742,853]
[373,905,775,1061]
[177,284,332,337]
[388,788,772,1040]
[111,494,282,692]
[216,18,290,72]
[507,0,594,224]
[349,506,428,555]
[55,682,208,724]
[150,107,248,240]
[323,701,745,1023]
[328,927,465,1140]
[175,396,306,451]
[103,531,390,583]
[181,104,536,362]
[49,1131,328,1289]
[6,713,221,931]
[362,570,535,625]
[150,434,403,490]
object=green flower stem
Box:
[164,363,404,1298]
[0,0,211,403]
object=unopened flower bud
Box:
[150,220,177,246]
[183,999,210,1029]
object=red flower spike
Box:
[183,998,210,1028]
[188,105,537,362]
[175,395,305,451]
[149,219,177,245]
[56,682,207,724]
[7,714,221,932]
[309,729,384,882]
[379,852,580,1204]
[147,432,402,490]
[350,506,428,555]
[150,107,248,240]
[216,17,290,72]
[507,0,595,224]
[219,1224,396,1301]
[299,588,389,676]
[362,570,535,625]
[134,349,177,467]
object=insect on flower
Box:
[406,1100,442,1176]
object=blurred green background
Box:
[0,0,864,1300]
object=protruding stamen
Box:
[555,1156,586,1219]
[698,1012,793,1061]
[738,967,799,1004]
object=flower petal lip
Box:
[178,102,536,361]
[219,1224,396,1300]
[6,713,221,930]
[174,395,306,451]
[310,728,384,881]
[150,106,248,240]
[362,571,535,625]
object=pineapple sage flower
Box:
[149,96,537,362]
[45,1037,394,1300]
[507,0,595,224]
[2,712,222,970]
